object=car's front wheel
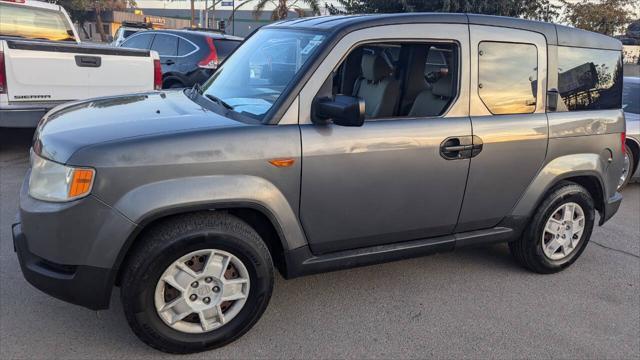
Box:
[120,212,274,353]
[509,182,595,274]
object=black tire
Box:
[618,146,634,191]
[509,182,595,274]
[120,212,274,354]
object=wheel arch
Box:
[511,154,608,223]
[113,203,289,286]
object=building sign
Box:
[145,16,166,25]
[221,1,234,6]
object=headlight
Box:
[29,153,95,202]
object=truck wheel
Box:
[509,182,595,274]
[120,212,274,354]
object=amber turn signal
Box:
[68,169,95,198]
[268,158,295,168]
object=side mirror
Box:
[313,95,365,127]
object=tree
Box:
[234,0,321,20]
[56,0,136,41]
[326,0,560,21]
[560,0,634,36]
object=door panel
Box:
[300,117,471,254]
[297,23,472,254]
[456,25,549,232]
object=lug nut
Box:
[203,297,211,304]
[212,286,220,293]
[205,277,213,283]
[189,294,197,301]
[191,281,199,288]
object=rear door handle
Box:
[440,136,483,160]
[164,59,175,65]
[75,55,101,68]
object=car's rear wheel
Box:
[120,212,274,353]
[509,182,595,274]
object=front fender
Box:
[111,175,308,251]
[511,153,606,219]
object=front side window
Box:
[557,47,623,111]
[0,3,75,42]
[316,42,459,120]
[202,29,326,120]
[478,41,538,115]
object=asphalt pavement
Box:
[1,128,638,359]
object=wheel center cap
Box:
[195,285,210,297]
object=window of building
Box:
[557,46,623,111]
[478,41,538,115]
[317,42,459,120]
[151,34,178,56]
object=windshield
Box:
[202,29,326,120]
[0,3,76,42]
[623,80,639,114]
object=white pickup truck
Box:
[0,0,161,127]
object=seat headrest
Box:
[431,75,452,98]
[361,53,393,82]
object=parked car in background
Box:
[119,29,242,89]
[620,76,640,189]
[13,14,625,353]
[111,22,150,47]
[0,0,160,128]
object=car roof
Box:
[145,29,243,41]
[266,13,622,51]
[624,76,640,84]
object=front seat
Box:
[354,53,400,119]
[408,75,453,117]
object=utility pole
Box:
[190,0,195,28]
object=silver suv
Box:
[13,14,625,353]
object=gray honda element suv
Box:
[13,14,625,353]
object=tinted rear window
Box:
[214,40,241,57]
[557,47,623,111]
[0,2,75,42]
[178,38,197,56]
[151,34,178,56]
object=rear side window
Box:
[121,33,153,49]
[178,38,197,56]
[151,34,178,56]
[478,41,538,115]
[557,47,623,111]
[214,40,241,57]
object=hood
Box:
[34,90,247,163]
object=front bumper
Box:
[13,222,115,310]
[0,108,47,128]
[14,173,138,310]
